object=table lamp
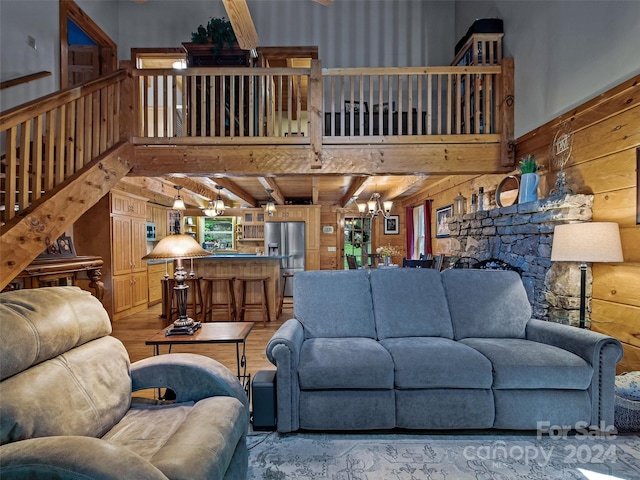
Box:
[550,222,623,328]
[143,234,210,335]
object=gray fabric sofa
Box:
[266,268,623,433]
[0,287,249,480]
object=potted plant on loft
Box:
[517,154,541,204]
[182,17,249,67]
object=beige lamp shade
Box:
[551,222,623,263]
[143,234,210,260]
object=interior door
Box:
[68,45,100,87]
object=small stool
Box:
[202,277,237,322]
[167,277,204,324]
[237,277,270,325]
[276,272,294,319]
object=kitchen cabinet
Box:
[147,204,169,240]
[242,208,265,241]
[74,190,148,320]
[148,261,174,307]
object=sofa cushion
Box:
[370,269,453,339]
[380,337,493,389]
[0,336,132,444]
[0,287,112,381]
[294,270,376,338]
[460,338,593,390]
[103,396,247,480]
[298,338,394,389]
[442,269,531,340]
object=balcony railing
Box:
[1,59,512,224]
[132,60,508,141]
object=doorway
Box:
[343,217,372,269]
[59,0,116,88]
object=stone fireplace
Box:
[447,194,594,326]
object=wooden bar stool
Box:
[201,276,237,322]
[167,277,204,323]
[237,277,270,325]
[276,272,294,319]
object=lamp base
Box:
[165,321,202,336]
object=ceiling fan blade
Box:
[312,0,334,5]
[222,0,260,50]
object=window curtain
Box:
[423,200,433,255]
[405,206,414,259]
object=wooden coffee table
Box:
[146,322,254,391]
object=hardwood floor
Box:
[110,302,291,393]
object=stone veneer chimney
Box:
[447,194,594,326]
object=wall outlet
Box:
[327,246,336,252]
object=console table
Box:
[6,256,104,300]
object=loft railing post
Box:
[499,57,515,167]
[119,61,136,141]
[308,59,323,169]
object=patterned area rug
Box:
[247,431,640,479]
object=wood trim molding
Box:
[59,0,117,88]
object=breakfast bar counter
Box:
[160,255,287,321]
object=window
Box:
[203,217,235,251]
[343,217,371,269]
[413,205,425,259]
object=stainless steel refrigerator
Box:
[265,221,305,297]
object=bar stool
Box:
[237,277,270,325]
[276,272,294,319]
[167,277,204,323]
[201,276,237,322]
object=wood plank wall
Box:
[407,75,640,373]
[518,76,639,374]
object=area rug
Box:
[247,431,640,479]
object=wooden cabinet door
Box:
[131,217,148,272]
[306,206,321,251]
[131,271,148,307]
[113,274,133,313]
[112,215,132,275]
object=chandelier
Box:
[265,189,276,217]
[203,185,225,217]
[355,193,392,219]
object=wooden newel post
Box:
[500,57,515,167]
[309,59,323,169]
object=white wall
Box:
[455,0,640,137]
[1,0,638,140]
[0,0,59,111]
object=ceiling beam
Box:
[258,177,285,205]
[132,142,507,176]
[340,176,369,208]
[117,177,202,207]
[211,177,258,207]
[222,0,260,50]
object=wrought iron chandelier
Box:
[355,192,393,219]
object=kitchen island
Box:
[159,254,289,322]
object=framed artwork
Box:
[344,101,369,114]
[436,205,453,238]
[38,235,76,258]
[384,215,399,235]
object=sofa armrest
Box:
[0,436,168,480]
[131,353,248,411]
[526,319,623,427]
[265,319,305,432]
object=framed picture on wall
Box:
[384,215,399,235]
[436,205,453,238]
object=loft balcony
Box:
[0,54,514,287]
